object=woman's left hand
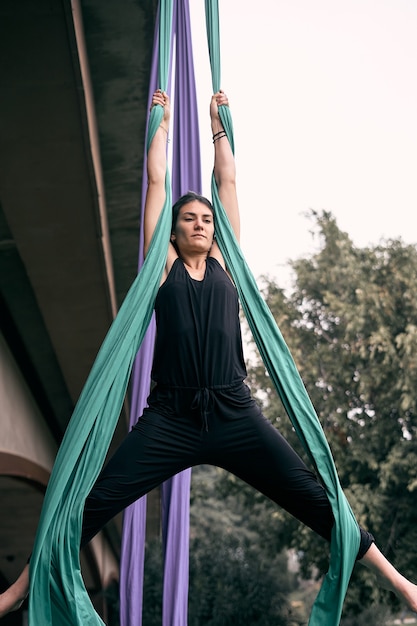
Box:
[210,90,229,121]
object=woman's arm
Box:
[210,91,240,243]
[143,90,171,258]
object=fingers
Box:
[151,89,227,111]
[150,89,169,111]
[213,90,229,107]
[210,91,229,121]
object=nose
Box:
[195,219,204,230]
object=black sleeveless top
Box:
[151,257,247,388]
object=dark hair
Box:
[171,191,214,233]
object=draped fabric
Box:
[204,2,360,625]
[161,1,201,623]
[120,1,200,624]
[28,2,175,624]
[28,1,359,625]
[118,11,160,626]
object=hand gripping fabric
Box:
[28,2,175,623]
[205,1,359,625]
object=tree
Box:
[188,465,296,625]
[244,210,417,616]
[141,466,296,625]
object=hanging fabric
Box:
[120,1,200,623]
[28,2,174,623]
[118,10,160,625]
[204,2,360,625]
[161,0,201,622]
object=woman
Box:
[1,89,417,618]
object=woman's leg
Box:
[205,403,417,611]
[0,405,201,617]
[82,407,201,545]
[205,405,336,540]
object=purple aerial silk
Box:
[118,19,159,626]
[161,2,201,624]
[119,1,201,624]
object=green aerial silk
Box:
[205,3,359,625]
[28,2,174,623]
[28,1,359,624]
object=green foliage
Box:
[245,210,417,615]
[142,538,163,625]
[188,465,296,625]
[188,529,292,625]
[141,466,296,625]
[340,603,393,626]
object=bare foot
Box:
[0,564,29,618]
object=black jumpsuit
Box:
[82,257,373,557]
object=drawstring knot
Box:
[191,387,212,431]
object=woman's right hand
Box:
[151,89,170,127]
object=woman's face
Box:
[171,201,214,254]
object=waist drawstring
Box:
[191,387,213,432]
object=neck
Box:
[180,253,208,270]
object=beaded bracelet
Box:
[159,125,170,142]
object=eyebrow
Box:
[182,211,213,218]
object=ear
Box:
[170,233,176,241]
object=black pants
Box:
[82,382,373,558]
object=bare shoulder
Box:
[208,241,226,270]
[159,242,179,285]
[209,242,236,283]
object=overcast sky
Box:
[188,0,417,285]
